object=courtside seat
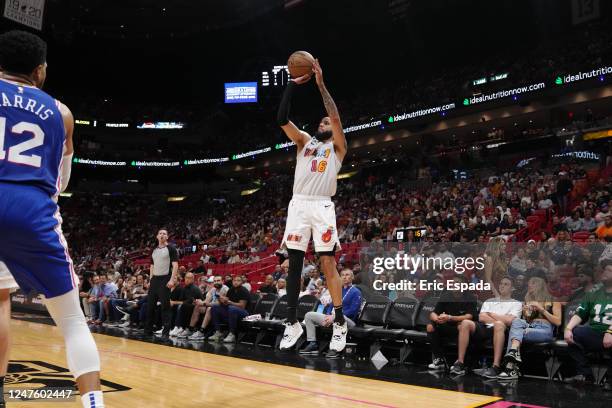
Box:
[256,295,288,330]
[239,293,278,333]
[347,294,391,340]
[372,296,420,340]
[403,296,440,343]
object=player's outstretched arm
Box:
[277,75,311,151]
[313,59,347,162]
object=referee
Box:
[144,228,179,338]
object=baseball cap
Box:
[206,277,214,283]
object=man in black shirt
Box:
[172,273,204,338]
[208,275,250,343]
[258,275,278,294]
[427,275,478,371]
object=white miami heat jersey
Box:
[293,137,342,197]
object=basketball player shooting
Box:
[0,31,104,408]
[276,58,349,356]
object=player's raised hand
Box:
[313,59,323,86]
[291,73,312,85]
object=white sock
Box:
[81,391,104,408]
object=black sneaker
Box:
[428,357,447,371]
[450,361,466,375]
[326,349,341,359]
[497,367,520,380]
[299,342,320,355]
[564,374,593,385]
[481,366,501,379]
[504,349,522,364]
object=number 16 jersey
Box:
[292,136,342,198]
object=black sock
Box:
[0,376,4,402]
[333,306,345,324]
[286,249,305,324]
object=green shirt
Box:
[575,287,612,334]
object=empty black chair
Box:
[247,293,261,315]
[240,293,278,332]
[372,296,420,340]
[256,295,288,329]
[348,296,392,339]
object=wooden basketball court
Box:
[7,319,501,408]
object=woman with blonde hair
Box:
[484,236,508,297]
[497,277,562,380]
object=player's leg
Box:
[312,200,346,353]
[279,199,310,350]
[0,187,104,408]
[0,262,18,398]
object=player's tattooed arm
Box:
[313,59,347,161]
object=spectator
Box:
[563,260,612,391]
[92,274,118,325]
[596,215,612,240]
[556,172,573,216]
[581,209,597,232]
[208,275,250,343]
[498,277,562,380]
[565,211,583,233]
[258,275,277,294]
[85,275,101,324]
[427,275,478,371]
[451,277,522,377]
[188,276,229,341]
[299,269,362,358]
[171,273,204,338]
[276,278,287,297]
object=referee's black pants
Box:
[145,275,172,335]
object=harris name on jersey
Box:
[2,89,55,121]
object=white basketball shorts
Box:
[281,195,341,253]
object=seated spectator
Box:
[188,276,229,341]
[512,274,528,301]
[299,269,362,359]
[170,273,204,338]
[85,275,101,324]
[498,277,562,379]
[258,275,277,294]
[569,264,601,301]
[450,277,522,377]
[563,260,612,391]
[427,275,478,371]
[580,209,597,232]
[92,274,118,325]
[208,275,250,343]
[596,215,612,240]
[565,211,583,233]
[192,260,206,274]
[241,275,252,292]
[509,248,528,277]
[276,278,287,297]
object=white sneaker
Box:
[279,322,303,350]
[177,329,192,339]
[329,321,348,352]
[189,331,206,341]
[119,321,131,328]
[223,333,236,343]
[169,327,180,337]
[154,328,164,336]
[208,331,224,342]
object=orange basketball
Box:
[288,51,315,78]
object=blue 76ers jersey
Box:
[0,78,65,196]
